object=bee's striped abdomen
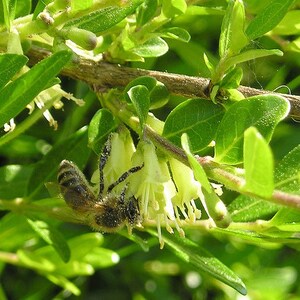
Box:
[58,160,96,210]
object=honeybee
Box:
[58,138,143,233]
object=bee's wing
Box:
[58,160,97,212]
[59,184,97,212]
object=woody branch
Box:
[28,46,300,119]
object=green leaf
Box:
[127,85,150,129]
[124,76,169,109]
[185,5,224,16]
[243,127,274,198]
[0,51,72,129]
[1,0,10,28]
[0,0,29,27]
[162,0,187,18]
[14,0,31,18]
[181,134,232,228]
[213,226,298,245]
[46,274,81,296]
[215,95,290,164]
[163,99,224,154]
[136,0,158,27]
[219,0,249,57]
[219,67,243,89]
[287,37,300,53]
[84,247,120,269]
[70,0,93,13]
[26,219,71,263]
[272,10,300,35]
[159,27,191,43]
[245,0,295,40]
[181,133,211,192]
[27,127,89,199]
[64,1,143,34]
[275,144,300,194]
[222,49,283,73]
[132,37,168,58]
[32,0,50,19]
[17,248,56,272]
[148,81,169,109]
[88,108,118,155]
[67,233,104,260]
[15,233,103,283]
[228,194,278,222]
[268,208,300,230]
[148,229,247,295]
[0,213,35,251]
[0,164,33,199]
[0,54,27,90]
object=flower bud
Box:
[64,27,97,50]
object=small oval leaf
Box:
[215,95,290,164]
[127,85,150,128]
[88,108,118,154]
[26,218,71,262]
[163,99,224,154]
[243,127,274,198]
[132,37,168,57]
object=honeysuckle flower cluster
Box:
[3,82,83,132]
[95,129,206,248]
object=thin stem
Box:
[0,198,82,224]
[0,251,19,265]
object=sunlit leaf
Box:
[163,99,224,154]
[243,127,274,198]
[127,85,150,129]
[222,49,283,73]
[64,0,143,34]
[159,27,191,43]
[228,194,278,222]
[215,95,290,164]
[219,0,248,57]
[246,0,295,39]
[132,37,168,57]
[0,54,27,90]
[275,144,300,194]
[0,51,72,129]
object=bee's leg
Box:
[119,185,128,205]
[99,136,112,195]
[107,164,143,193]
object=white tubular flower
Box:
[104,128,136,191]
[4,118,16,132]
[169,158,202,224]
[91,128,136,193]
[130,141,184,248]
[26,84,84,130]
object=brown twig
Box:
[27,46,300,119]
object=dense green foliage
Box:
[0,0,300,299]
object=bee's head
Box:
[125,196,141,226]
